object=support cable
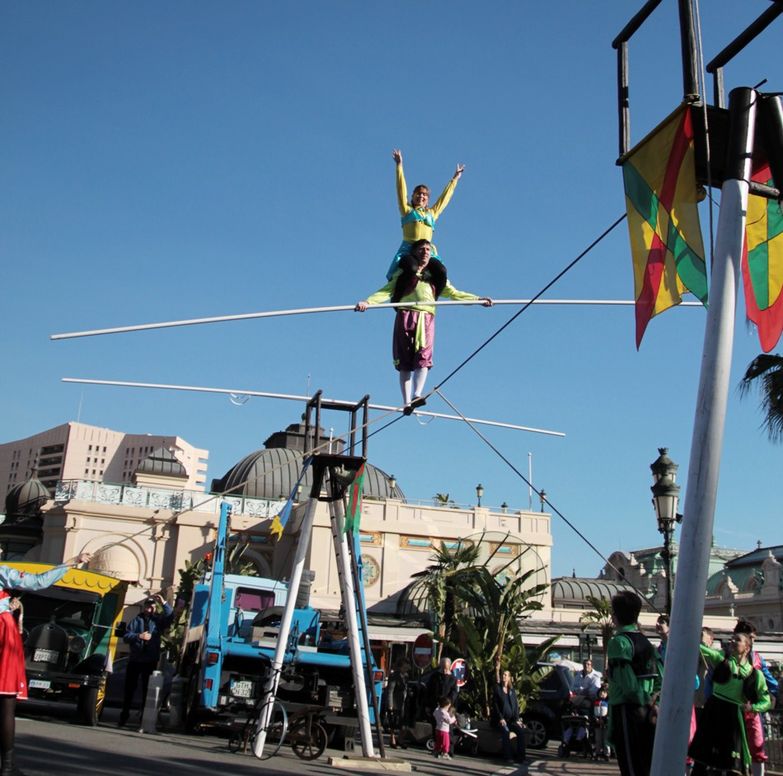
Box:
[434,388,664,614]
[431,214,628,396]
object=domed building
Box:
[211,421,404,502]
[1,476,50,559]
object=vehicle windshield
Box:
[19,589,100,631]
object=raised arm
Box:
[0,552,92,591]
[429,164,464,219]
[394,149,409,215]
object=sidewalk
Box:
[348,742,617,775]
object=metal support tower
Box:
[253,391,383,759]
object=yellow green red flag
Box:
[343,462,366,533]
[743,163,783,352]
[622,104,708,347]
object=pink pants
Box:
[744,711,767,762]
[434,730,450,755]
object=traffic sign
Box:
[451,657,467,687]
[412,633,434,668]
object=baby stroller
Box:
[557,702,593,758]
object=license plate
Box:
[230,680,254,698]
[28,679,51,690]
[33,649,59,663]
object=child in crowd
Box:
[593,685,610,761]
[433,696,456,759]
[387,149,464,280]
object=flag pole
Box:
[650,86,757,776]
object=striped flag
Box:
[343,462,366,533]
[743,163,783,352]
[622,105,708,347]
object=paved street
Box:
[14,704,624,775]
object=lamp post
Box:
[650,448,682,616]
[539,489,546,513]
[388,474,397,497]
[476,483,484,507]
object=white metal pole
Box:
[329,495,375,757]
[650,87,756,776]
[253,496,318,758]
[49,299,701,340]
[60,377,566,437]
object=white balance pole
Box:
[253,496,318,758]
[650,87,757,776]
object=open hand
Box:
[392,149,402,164]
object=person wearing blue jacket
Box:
[118,594,173,728]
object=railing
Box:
[54,479,285,518]
[765,710,783,772]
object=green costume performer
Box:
[607,624,662,776]
[689,641,771,775]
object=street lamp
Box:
[476,483,484,507]
[539,489,547,513]
[296,483,303,501]
[501,502,508,513]
[388,474,397,496]
[650,447,682,615]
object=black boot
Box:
[1,748,25,776]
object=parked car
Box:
[7,562,128,726]
[524,663,575,749]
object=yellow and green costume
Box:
[386,162,459,280]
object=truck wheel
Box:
[77,686,102,726]
[184,673,202,733]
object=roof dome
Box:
[551,577,653,610]
[135,447,187,479]
[212,423,405,502]
[4,477,50,518]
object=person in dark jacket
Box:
[384,660,412,748]
[492,670,526,762]
[423,658,459,752]
[118,594,174,728]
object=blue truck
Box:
[179,503,383,739]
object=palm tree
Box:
[739,354,783,442]
[452,568,554,718]
[403,539,484,661]
[579,595,614,669]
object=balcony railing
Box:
[54,479,285,518]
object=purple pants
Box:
[392,310,435,371]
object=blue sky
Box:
[2,2,781,578]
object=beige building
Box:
[0,422,208,496]
[2,421,552,619]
